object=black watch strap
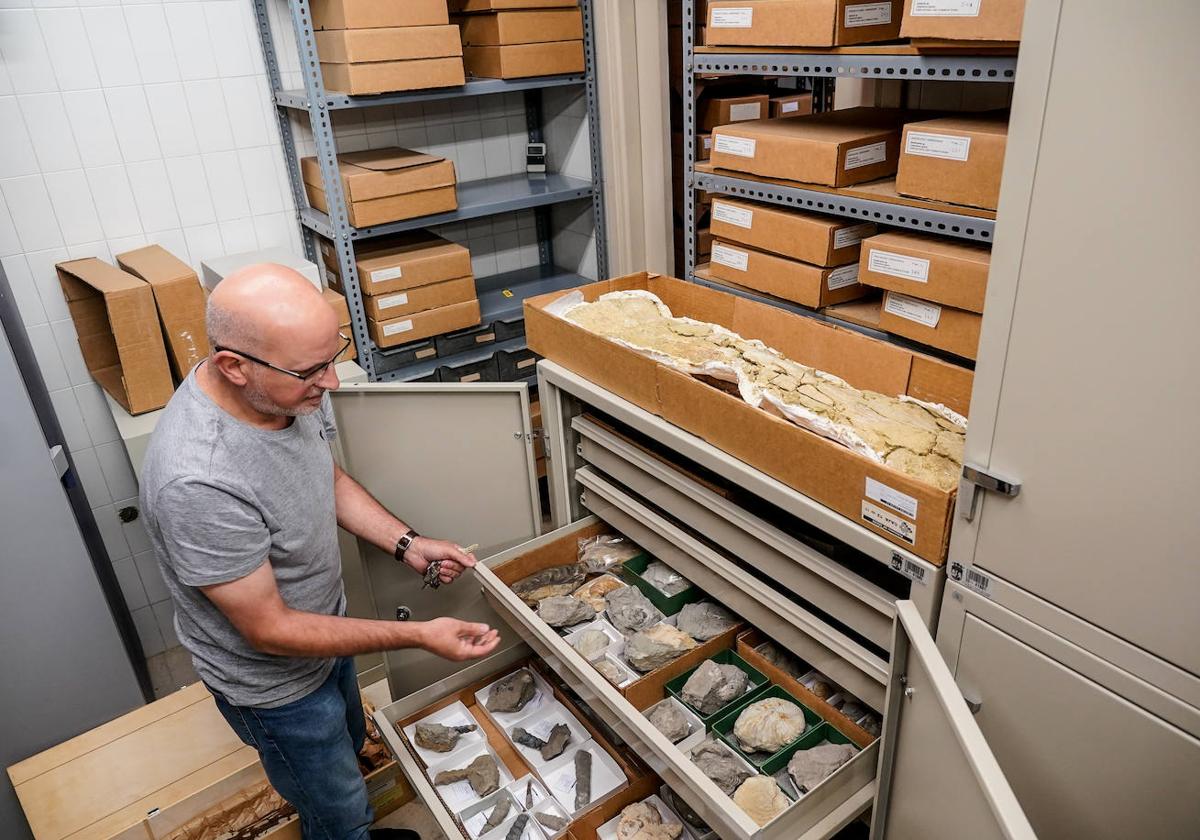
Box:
[394,529,419,561]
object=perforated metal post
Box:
[683,0,697,281]
[524,89,554,268]
[581,0,608,279]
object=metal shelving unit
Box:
[251,0,607,382]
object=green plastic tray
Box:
[665,650,771,729]
[711,685,824,769]
[620,554,702,616]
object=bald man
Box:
[140,265,500,840]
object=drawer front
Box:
[437,354,500,384]
[475,516,879,840]
[577,467,888,710]
[435,323,499,356]
[574,416,896,650]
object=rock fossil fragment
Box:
[572,575,627,612]
[414,722,477,753]
[571,629,612,660]
[733,776,790,826]
[755,641,807,679]
[733,698,808,754]
[513,564,587,606]
[433,754,499,796]
[574,750,593,811]
[524,779,535,808]
[578,534,642,572]
[512,727,546,750]
[483,798,511,832]
[537,595,596,627]
[681,660,749,716]
[505,813,530,840]
[535,811,570,833]
[616,801,683,840]
[641,561,691,597]
[541,723,572,761]
[787,742,858,795]
[676,602,738,641]
[605,586,664,635]
[646,701,690,744]
[594,658,626,686]
[486,671,536,714]
[690,741,753,797]
[624,623,698,672]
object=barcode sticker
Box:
[845,141,888,170]
[845,2,893,27]
[890,552,928,586]
[862,501,916,545]
[827,263,860,290]
[370,266,403,283]
[377,292,409,309]
[714,134,756,158]
[713,201,753,229]
[905,131,972,161]
[729,102,762,121]
[712,243,750,271]
[382,319,414,336]
[869,249,930,282]
[867,477,919,518]
[833,222,876,249]
[711,7,753,27]
[912,0,982,16]
[964,567,993,598]
[885,293,942,327]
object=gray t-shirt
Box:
[140,365,344,708]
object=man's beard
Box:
[244,372,321,418]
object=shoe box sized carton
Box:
[455,0,583,79]
[710,107,909,187]
[115,245,210,382]
[302,147,457,227]
[709,197,875,266]
[317,28,465,95]
[901,0,1025,43]
[709,238,867,308]
[311,0,448,30]
[895,112,1008,210]
[770,92,814,118]
[705,0,902,47]
[368,300,482,348]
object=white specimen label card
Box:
[885,293,942,327]
[862,501,916,545]
[712,201,753,228]
[711,7,753,27]
[912,0,982,16]
[869,249,930,281]
[781,100,800,113]
[383,319,414,336]
[827,264,860,290]
[905,131,972,161]
[377,292,409,309]
[712,243,750,271]
[844,141,887,169]
[866,477,919,518]
[845,2,893,27]
[703,136,713,149]
[714,135,756,158]
[729,102,762,121]
[833,222,876,249]
[371,266,403,283]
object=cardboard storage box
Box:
[368,299,481,348]
[709,196,874,266]
[451,0,577,10]
[322,288,352,324]
[525,272,974,563]
[115,245,209,381]
[770,92,814,118]
[321,57,465,95]
[901,0,1025,42]
[463,39,584,78]
[880,290,982,360]
[363,275,476,320]
[709,239,866,308]
[302,148,457,227]
[710,107,908,187]
[860,230,990,312]
[457,8,583,44]
[697,132,712,160]
[315,25,462,62]
[56,258,175,415]
[705,0,902,47]
[323,232,472,295]
[311,0,448,30]
[699,92,770,132]
[896,112,1008,211]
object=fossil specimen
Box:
[537,595,596,627]
[594,658,626,686]
[733,776,790,826]
[524,779,535,808]
[641,561,691,597]
[572,575,627,612]
[787,741,858,794]
[487,671,536,714]
[571,629,612,660]
[541,723,572,761]
[733,698,808,754]
[755,641,807,679]
[483,798,511,832]
[690,741,753,797]
[676,602,738,641]
[511,727,546,750]
[616,802,683,840]
[574,750,593,811]
[505,813,530,840]
[647,701,690,743]
[513,564,587,606]
[414,722,477,753]
[624,623,698,672]
[535,811,570,833]
[605,586,664,635]
[681,660,750,716]
[578,534,643,572]
[433,754,499,796]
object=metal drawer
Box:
[435,323,499,356]
[437,354,500,384]
[573,415,896,651]
[475,516,879,840]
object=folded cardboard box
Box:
[321,57,465,95]
[709,238,866,308]
[895,112,1008,210]
[457,8,583,44]
[302,148,457,227]
[451,0,577,10]
[709,196,874,266]
[705,0,902,47]
[368,299,481,348]
[880,290,982,360]
[321,288,352,325]
[770,92,814,118]
[901,0,1025,42]
[323,232,473,295]
[364,275,476,320]
[56,258,175,415]
[311,0,449,30]
[699,93,770,132]
[463,39,583,78]
[525,272,973,563]
[710,107,907,187]
[115,245,210,382]
[860,230,989,312]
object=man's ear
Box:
[210,351,250,387]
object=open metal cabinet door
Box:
[871,601,1037,840]
[330,382,541,697]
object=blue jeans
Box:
[210,657,374,840]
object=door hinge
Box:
[958,463,1021,522]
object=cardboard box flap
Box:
[341,148,443,173]
[115,245,195,285]
[904,112,1009,138]
[866,230,991,266]
[57,258,147,298]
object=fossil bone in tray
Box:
[560,291,967,492]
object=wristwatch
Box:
[394,529,419,562]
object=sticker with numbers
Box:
[862,500,916,545]
[912,0,982,16]
[885,293,942,327]
[890,552,928,586]
[845,2,893,27]
[866,477,919,518]
[711,7,753,27]
[869,249,930,282]
[371,266,403,283]
[382,319,414,336]
[729,102,762,121]
[963,566,994,598]
[845,141,888,170]
[905,131,972,161]
[713,201,753,229]
[714,135,757,158]
[833,223,876,249]
[711,243,750,271]
[827,263,860,290]
[378,292,409,310]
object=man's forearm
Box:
[332,463,408,555]
[256,609,427,658]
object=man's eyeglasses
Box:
[213,333,353,382]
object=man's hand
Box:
[403,537,477,585]
[418,617,501,661]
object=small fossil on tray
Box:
[676,602,738,641]
[505,813,531,840]
[536,811,570,832]
[690,741,753,797]
[524,779,535,808]
[733,776,790,826]
[574,749,593,811]
[571,629,612,660]
[641,561,692,597]
[414,722,477,753]
[512,564,587,606]
[616,801,683,840]
[681,660,749,716]
[512,726,546,750]
[537,594,597,627]
[541,723,572,760]
[787,741,858,795]
[433,754,499,796]
[646,702,690,744]
[594,658,626,686]
[733,697,808,754]
[605,586,665,635]
[623,623,698,672]
[486,670,537,714]
[482,798,511,832]
[572,575,627,612]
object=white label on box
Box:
[845,2,893,27]
[377,292,409,310]
[382,319,414,336]
[710,7,753,27]
[712,201,753,229]
[711,243,749,271]
[844,141,888,170]
[905,131,972,161]
[781,101,800,114]
[713,134,756,158]
[862,501,916,545]
[370,266,403,283]
[833,222,876,249]
[912,0,982,17]
[729,102,762,121]
[867,477,919,518]
[827,263,860,290]
[703,136,713,149]
[869,249,931,281]
[885,293,942,327]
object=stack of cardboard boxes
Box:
[895,112,1008,211]
[321,233,481,349]
[900,0,1026,46]
[312,0,466,95]
[301,147,458,228]
[703,0,903,47]
[453,0,585,79]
